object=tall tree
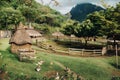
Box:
[0,7,24,29]
[79,19,93,45]
[62,20,80,36]
[19,5,38,23]
[87,2,120,47]
[87,11,106,36]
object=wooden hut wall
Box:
[11,43,31,53]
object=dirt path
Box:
[112,69,120,76]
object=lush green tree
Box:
[62,20,80,35]
[19,5,38,23]
[87,11,105,36]
[0,0,66,32]
[105,3,120,45]
[88,11,119,37]
[100,3,120,36]
[35,13,64,27]
[86,2,120,47]
[79,19,93,45]
[113,2,120,24]
[0,7,24,29]
[79,19,94,37]
[0,0,10,8]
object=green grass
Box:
[0,38,10,51]
[0,38,120,80]
[41,53,112,80]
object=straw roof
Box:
[9,27,32,45]
[26,29,42,37]
[17,22,24,30]
[52,32,64,37]
[70,34,76,38]
[24,23,42,37]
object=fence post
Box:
[68,48,70,55]
[82,49,84,56]
[93,50,95,56]
[102,47,107,56]
[115,45,118,69]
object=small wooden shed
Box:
[9,23,32,53]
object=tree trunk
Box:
[84,37,88,46]
[113,39,116,49]
[115,45,118,68]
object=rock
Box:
[38,60,44,65]
[35,67,41,72]
[55,72,60,80]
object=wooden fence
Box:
[50,36,82,43]
[68,48,102,56]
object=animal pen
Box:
[68,47,106,56]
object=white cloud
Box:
[36,0,120,14]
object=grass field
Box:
[0,38,120,80]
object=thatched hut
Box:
[70,34,76,38]
[26,29,42,38]
[52,32,64,37]
[52,31,64,40]
[9,23,32,53]
[25,23,42,38]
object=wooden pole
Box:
[36,39,38,46]
[115,44,118,68]
[82,49,84,56]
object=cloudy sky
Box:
[36,0,120,14]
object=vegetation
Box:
[0,0,120,79]
[70,3,104,22]
[0,0,66,33]
[0,0,120,39]
[62,2,120,43]
[0,38,120,80]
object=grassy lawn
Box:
[0,38,120,80]
[0,38,10,51]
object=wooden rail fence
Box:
[68,48,102,56]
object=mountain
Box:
[70,3,104,22]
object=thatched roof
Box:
[52,32,64,37]
[17,22,24,30]
[9,28,32,45]
[70,34,76,38]
[26,29,42,37]
[23,23,42,37]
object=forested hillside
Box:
[62,2,120,39]
[0,0,66,34]
[70,3,104,22]
[0,0,120,38]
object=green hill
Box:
[70,3,104,22]
[0,38,120,80]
